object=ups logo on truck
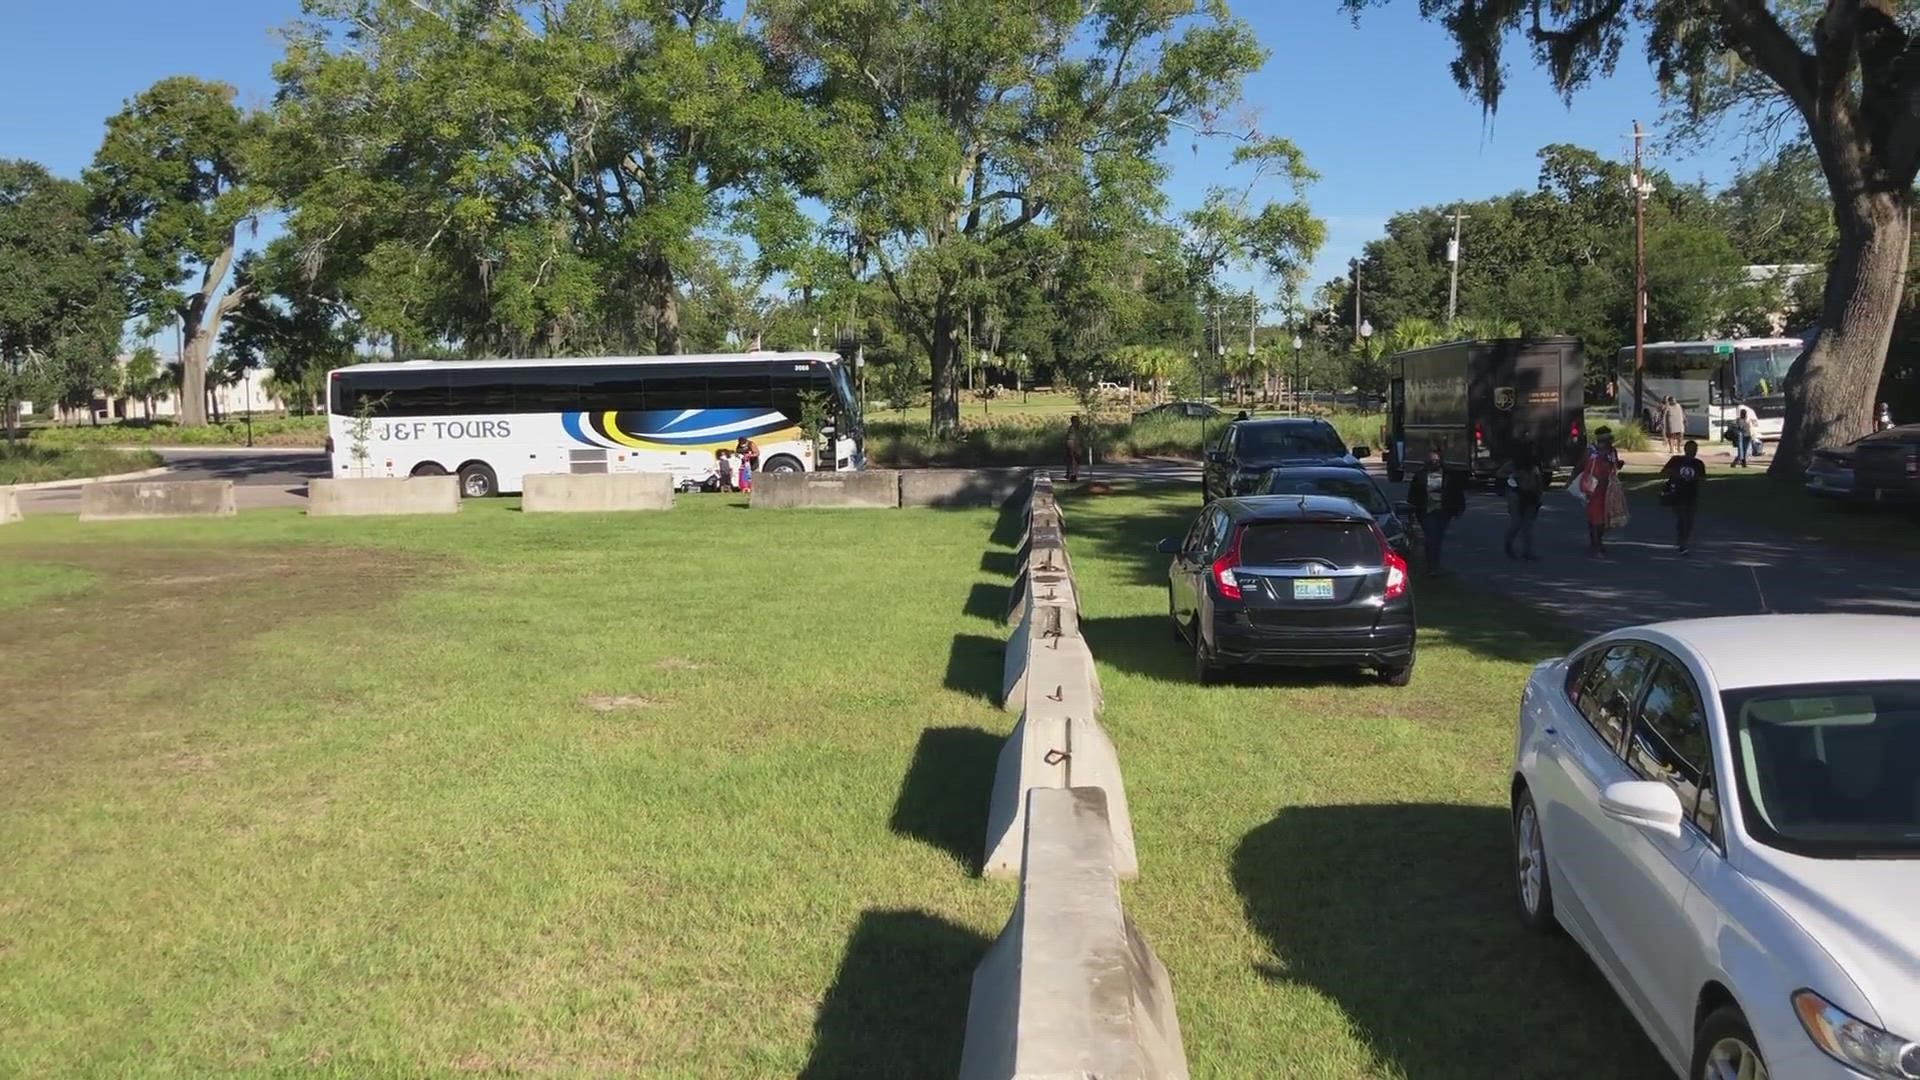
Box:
[1493,386,1516,411]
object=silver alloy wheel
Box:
[1702,1037,1768,1080]
[463,471,490,498]
[1516,802,1544,915]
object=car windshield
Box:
[1263,474,1389,515]
[1237,423,1346,459]
[1723,680,1920,857]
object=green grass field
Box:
[0,489,1660,1077]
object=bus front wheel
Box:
[457,462,498,498]
[763,455,804,475]
[411,462,448,478]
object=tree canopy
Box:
[0,160,124,433]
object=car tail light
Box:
[1474,424,1484,444]
[1570,420,1581,440]
[1376,524,1409,600]
[1210,526,1243,601]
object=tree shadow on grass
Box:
[1232,804,1665,1079]
[1056,483,1195,588]
[799,908,990,1080]
[944,634,1004,702]
[888,726,1001,875]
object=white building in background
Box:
[71,353,285,423]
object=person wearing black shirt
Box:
[1660,440,1707,555]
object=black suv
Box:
[1159,496,1416,686]
[1202,418,1367,503]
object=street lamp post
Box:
[1291,334,1303,417]
[244,369,253,448]
[1356,321,1374,415]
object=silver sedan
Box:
[1510,614,1920,1079]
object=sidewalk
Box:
[1433,487,1920,633]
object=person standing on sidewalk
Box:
[1660,439,1706,555]
[1661,396,1686,455]
[1498,441,1546,561]
[1065,415,1086,482]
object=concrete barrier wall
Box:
[307,477,459,517]
[522,472,673,513]
[0,487,19,525]
[960,788,1186,1080]
[80,480,236,521]
[899,468,1033,509]
[750,470,900,509]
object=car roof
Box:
[1611,615,1920,691]
[1217,494,1375,523]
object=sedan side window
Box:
[1629,660,1717,841]
[1575,645,1654,754]
[1182,515,1208,555]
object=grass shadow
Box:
[888,726,1001,875]
[987,491,1029,549]
[1057,481,1194,589]
[944,634,1004,703]
[1232,803,1665,1079]
[963,582,1011,622]
[798,908,990,1079]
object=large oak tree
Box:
[1344,0,1920,474]
[766,0,1281,431]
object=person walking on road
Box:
[1575,428,1624,557]
[1660,439,1706,555]
[1410,450,1466,575]
[1731,400,1759,467]
[1661,396,1686,455]
[1065,415,1086,482]
[1498,441,1547,561]
[1878,401,1895,432]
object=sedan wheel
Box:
[1694,1007,1768,1080]
[1701,1036,1768,1080]
[1513,788,1556,933]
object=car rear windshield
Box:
[1263,474,1389,514]
[1723,680,1920,857]
[1238,423,1346,458]
[1238,521,1379,567]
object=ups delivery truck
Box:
[1382,337,1587,482]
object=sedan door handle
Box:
[1542,725,1559,737]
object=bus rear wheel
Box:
[763,455,804,475]
[457,462,498,498]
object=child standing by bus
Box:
[715,448,736,492]
[737,454,752,494]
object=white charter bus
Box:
[1615,338,1799,445]
[325,352,863,496]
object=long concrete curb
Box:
[80,480,236,521]
[3,465,173,492]
[960,787,1186,1079]
[750,469,901,509]
[308,476,460,516]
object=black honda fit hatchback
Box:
[1158,495,1416,685]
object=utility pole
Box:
[1631,120,1649,424]
[1350,259,1362,345]
[1446,208,1468,323]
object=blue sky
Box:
[0,0,1745,308]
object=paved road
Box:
[16,447,324,515]
[1085,459,1920,631]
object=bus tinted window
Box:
[646,376,707,411]
[710,372,770,411]
[516,369,583,412]
[579,369,647,411]
[444,369,517,413]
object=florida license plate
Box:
[1292,578,1335,600]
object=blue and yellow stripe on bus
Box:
[564,409,801,452]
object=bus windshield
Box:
[1734,345,1796,399]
